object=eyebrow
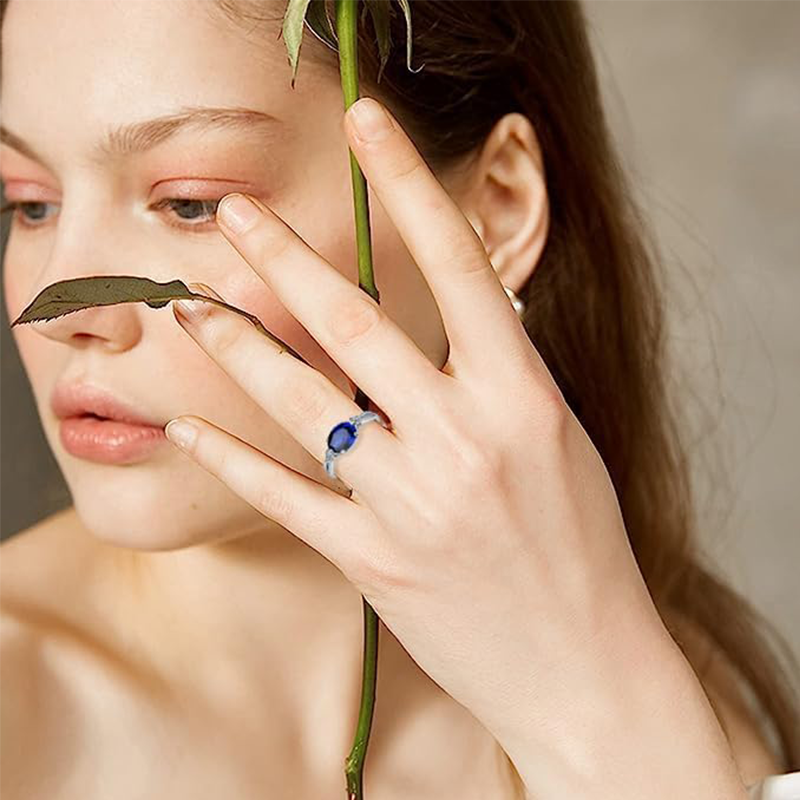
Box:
[0,105,280,170]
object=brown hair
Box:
[3,0,798,781]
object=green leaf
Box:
[395,0,424,74]
[10,276,194,324]
[283,0,423,89]
[282,0,315,89]
[9,275,310,366]
[305,0,338,52]
[364,0,392,84]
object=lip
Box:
[51,380,164,427]
[58,416,167,464]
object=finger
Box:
[163,414,375,583]
[213,192,450,442]
[343,97,546,384]
[172,284,402,501]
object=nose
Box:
[8,185,161,352]
[28,297,143,352]
[17,252,144,353]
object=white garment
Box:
[747,771,800,800]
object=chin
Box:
[71,497,195,551]
[69,483,268,553]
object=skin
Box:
[0,0,548,796]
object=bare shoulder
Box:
[667,613,785,787]
[1,507,89,606]
[0,607,45,798]
[0,510,154,799]
[1,510,86,797]
[0,506,124,642]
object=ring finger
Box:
[170,284,402,498]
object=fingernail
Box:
[188,281,224,301]
[174,297,212,325]
[218,193,261,235]
[174,282,221,325]
[347,98,393,143]
[165,418,198,450]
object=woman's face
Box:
[0,0,451,551]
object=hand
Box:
[165,97,679,792]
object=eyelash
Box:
[0,197,223,233]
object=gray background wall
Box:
[583,0,799,668]
[2,2,798,664]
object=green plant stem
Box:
[337,0,380,305]
[335,1,380,799]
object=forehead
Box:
[0,0,339,166]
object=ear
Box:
[454,113,549,295]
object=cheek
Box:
[217,269,358,398]
[10,324,60,425]
[3,236,51,337]
[365,203,450,371]
[3,251,24,325]
[3,253,48,380]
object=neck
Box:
[94,514,368,708]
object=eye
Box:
[0,198,223,233]
[150,197,222,232]
[0,200,57,228]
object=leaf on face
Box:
[8,275,311,365]
[9,276,196,327]
[282,0,315,89]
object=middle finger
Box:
[214,192,451,441]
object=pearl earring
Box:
[504,286,526,317]
[473,215,526,318]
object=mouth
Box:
[64,408,163,427]
[58,408,168,464]
[51,381,165,428]
[68,412,160,428]
[64,411,164,431]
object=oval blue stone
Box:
[328,421,357,453]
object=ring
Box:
[325,410,390,480]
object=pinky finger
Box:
[164,415,368,575]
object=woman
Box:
[1,0,798,797]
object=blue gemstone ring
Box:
[325,410,389,480]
